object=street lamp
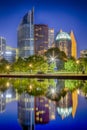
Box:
[29,64,32,73]
[76,60,79,74]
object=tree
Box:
[65,57,77,72]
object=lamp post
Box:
[29,64,32,74]
[76,60,79,74]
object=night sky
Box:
[0,0,87,56]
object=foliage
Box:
[65,58,77,72]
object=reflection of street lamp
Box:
[29,64,32,73]
[76,60,79,74]
[6,65,10,74]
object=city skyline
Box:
[0,0,87,57]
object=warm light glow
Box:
[76,60,79,64]
[29,64,32,67]
[6,65,10,69]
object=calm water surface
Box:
[0,78,87,130]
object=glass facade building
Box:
[48,28,54,48]
[17,8,34,58]
[3,46,16,63]
[0,37,6,58]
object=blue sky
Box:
[0,0,87,56]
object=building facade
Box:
[17,8,34,58]
[55,30,71,57]
[80,49,87,58]
[48,28,54,48]
[34,24,48,54]
[0,37,6,59]
[70,31,77,59]
[3,46,17,63]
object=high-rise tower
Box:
[48,28,54,48]
[70,31,77,59]
[55,30,72,57]
[17,8,34,58]
[34,24,48,54]
[0,37,6,58]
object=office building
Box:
[80,49,87,58]
[0,37,6,58]
[70,30,77,59]
[55,30,77,58]
[34,24,48,54]
[3,46,17,63]
[48,28,54,48]
[55,30,71,57]
[17,8,34,58]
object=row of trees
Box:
[0,47,87,73]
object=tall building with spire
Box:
[17,8,34,58]
[70,31,77,59]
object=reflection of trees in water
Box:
[0,78,12,92]
[0,78,87,100]
[12,78,50,96]
[46,79,66,101]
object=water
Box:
[0,78,87,130]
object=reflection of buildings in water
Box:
[35,96,49,124]
[57,91,72,119]
[17,93,56,129]
[0,92,6,113]
[18,93,35,130]
[72,90,78,118]
[5,87,16,103]
[35,96,56,123]
[49,100,56,120]
[57,90,78,119]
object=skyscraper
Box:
[17,8,34,58]
[70,31,77,59]
[48,28,54,48]
[55,30,72,57]
[34,24,48,54]
[0,36,6,58]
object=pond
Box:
[0,78,87,130]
